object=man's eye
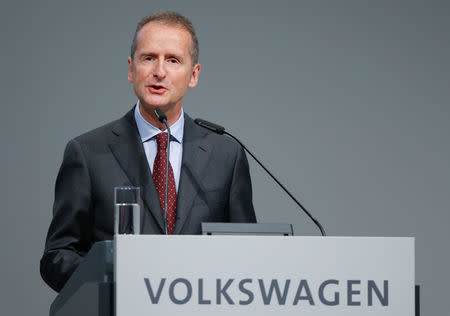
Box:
[168,58,178,63]
[145,56,153,61]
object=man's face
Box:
[128,22,200,116]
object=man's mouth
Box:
[148,84,167,94]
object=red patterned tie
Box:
[152,133,177,234]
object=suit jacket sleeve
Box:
[228,145,257,223]
[40,139,93,292]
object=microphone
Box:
[154,107,168,123]
[154,108,171,235]
[194,118,326,236]
[194,118,225,135]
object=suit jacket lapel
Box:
[108,108,165,232]
[174,114,212,234]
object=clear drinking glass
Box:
[114,187,141,234]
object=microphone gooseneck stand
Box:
[154,108,171,235]
[194,118,326,236]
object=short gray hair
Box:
[130,11,199,65]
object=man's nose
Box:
[153,60,166,79]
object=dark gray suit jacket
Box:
[40,107,256,292]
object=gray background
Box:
[1,0,449,315]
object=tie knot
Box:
[155,132,169,150]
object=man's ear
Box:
[188,63,201,88]
[127,57,134,83]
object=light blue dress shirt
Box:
[134,101,184,192]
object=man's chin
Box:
[140,97,168,109]
[139,99,180,114]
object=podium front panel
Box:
[115,235,414,316]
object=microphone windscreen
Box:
[194,118,225,135]
[154,108,167,123]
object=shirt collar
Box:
[134,100,184,144]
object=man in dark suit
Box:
[40,12,256,292]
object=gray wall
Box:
[1,0,449,315]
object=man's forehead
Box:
[134,22,194,62]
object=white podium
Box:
[115,235,414,316]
